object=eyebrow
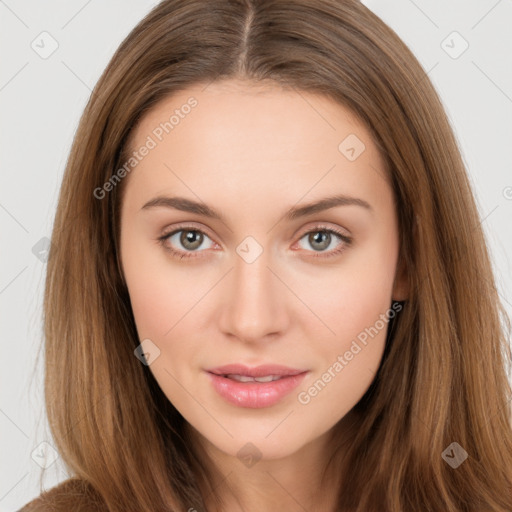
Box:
[140,194,373,221]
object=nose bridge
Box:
[219,242,285,342]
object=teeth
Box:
[225,374,282,383]
[228,374,254,382]
[254,375,281,382]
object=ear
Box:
[392,252,409,301]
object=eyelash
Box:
[157,224,352,261]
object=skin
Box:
[119,78,408,512]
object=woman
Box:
[20,0,512,510]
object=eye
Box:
[295,226,352,258]
[157,224,352,261]
[158,227,217,260]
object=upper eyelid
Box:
[160,222,349,239]
[161,222,217,242]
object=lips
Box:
[205,364,309,408]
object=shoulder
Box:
[17,478,108,512]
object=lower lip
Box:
[206,371,308,408]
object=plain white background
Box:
[1,1,511,510]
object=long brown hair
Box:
[26,0,512,510]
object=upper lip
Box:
[206,364,307,378]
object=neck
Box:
[185,412,359,512]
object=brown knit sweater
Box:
[17,478,109,512]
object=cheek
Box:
[127,272,189,339]
[290,236,398,353]
[121,231,208,339]
[291,235,397,413]
[296,334,386,433]
[122,246,205,400]
[294,268,395,421]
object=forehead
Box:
[123,79,389,214]
[131,78,370,153]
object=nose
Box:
[218,247,288,344]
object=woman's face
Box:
[119,79,406,463]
